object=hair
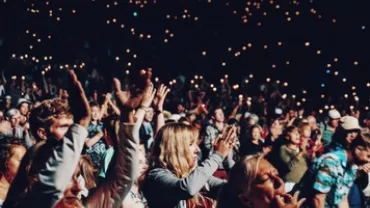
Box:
[0,138,27,177]
[311,129,322,141]
[330,126,361,149]
[29,98,72,142]
[217,154,265,208]
[350,133,370,150]
[89,101,100,108]
[284,125,298,139]
[7,108,20,119]
[148,122,206,207]
[298,123,310,135]
[79,155,97,189]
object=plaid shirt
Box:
[299,148,357,207]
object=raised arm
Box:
[68,70,91,128]
[153,84,170,134]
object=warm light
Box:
[342,78,347,82]
[305,42,310,47]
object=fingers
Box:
[275,195,285,207]
[293,191,300,201]
[113,78,122,93]
[297,198,306,207]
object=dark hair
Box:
[89,101,100,108]
[311,129,322,141]
[284,125,298,138]
[331,126,361,149]
[350,134,370,150]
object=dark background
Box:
[0,0,369,105]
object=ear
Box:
[238,193,252,207]
[37,128,47,140]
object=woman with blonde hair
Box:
[142,122,237,208]
[217,154,305,208]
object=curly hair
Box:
[29,98,72,141]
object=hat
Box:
[169,114,181,122]
[5,95,11,100]
[340,116,361,131]
[328,109,341,119]
[17,98,30,106]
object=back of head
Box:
[29,99,71,142]
[217,154,264,208]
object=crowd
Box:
[0,67,369,208]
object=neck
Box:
[287,143,298,149]
[346,149,354,164]
[251,139,259,145]
[92,120,98,124]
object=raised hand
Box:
[113,78,132,109]
[153,84,170,111]
[213,126,237,158]
[141,82,156,108]
[68,70,91,128]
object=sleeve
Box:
[5,124,88,208]
[279,146,301,171]
[86,123,138,208]
[144,153,224,203]
[207,176,226,199]
[312,157,338,194]
[203,126,214,152]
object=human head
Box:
[212,107,225,123]
[285,126,300,145]
[150,123,200,178]
[247,114,259,127]
[350,134,370,166]
[306,115,317,130]
[7,109,21,128]
[331,116,361,149]
[249,125,262,141]
[328,109,341,128]
[177,103,185,114]
[144,107,154,122]
[29,99,73,141]
[299,123,311,138]
[219,154,285,208]
[18,99,30,116]
[89,102,101,122]
[0,138,27,184]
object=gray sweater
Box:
[143,153,227,208]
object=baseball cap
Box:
[17,98,30,106]
[328,109,341,119]
[340,116,361,131]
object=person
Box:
[203,107,226,158]
[139,107,155,152]
[0,109,32,148]
[142,123,237,208]
[17,99,30,128]
[327,115,362,151]
[0,138,27,207]
[239,125,264,157]
[85,101,106,167]
[306,129,324,159]
[298,123,311,149]
[307,116,318,131]
[295,134,370,208]
[321,109,341,147]
[278,126,309,191]
[217,154,306,208]
[3,70,91,208]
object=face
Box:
[213,109,225,123]
[189,140,200,168]
[19,103,29,116]
[177,104,185,113]
[138,150,148,176]
[144,107,154,122]
[5,145,26,183]
[345,130,359,145]
[307,116,317,129]
[302,127,311,138]
[329,118,339,128]
[10,115,21,127]
[288,130,300,145]
[49,115,74,140]
[55,166,83,208]
[245,159,285,208]
[251,127,261,141]
[353,146,370,165]
[91,106,100,121]
[289,110,296,118]
[248,119,258,126]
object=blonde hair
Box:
[298,123,310,135]
[150,122,207,208]
[79,155,97,189]
[217,154,264,208]
[150,122,199,178]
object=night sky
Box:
[0,0,369,109]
